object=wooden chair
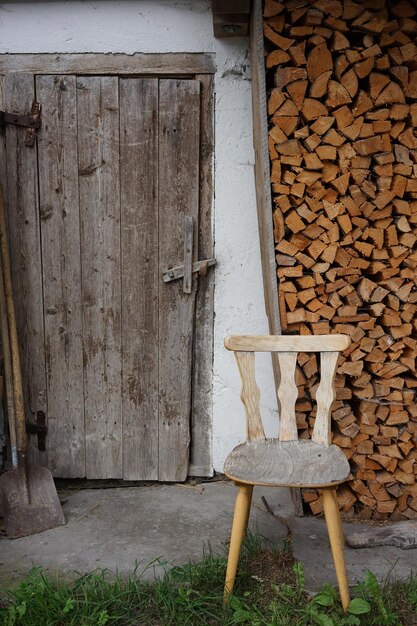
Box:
[223,334,352,611]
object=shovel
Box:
[0,184,65,539]
[0,233,18,470]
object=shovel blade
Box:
[0,465,65,539]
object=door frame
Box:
[0,52,215,477]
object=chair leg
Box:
[331,488,345,545]
[223,483,253,605]
[322,487,350,612]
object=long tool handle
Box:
[0,184,27,457]
[0,246,17,466]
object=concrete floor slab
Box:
[292,516,417,593]
[0,481,416,594]
[0,481,292,589]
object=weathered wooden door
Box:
[2,70,213,481]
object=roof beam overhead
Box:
[212,0,251,37]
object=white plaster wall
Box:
[0,0,278,472]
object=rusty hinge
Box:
[26,410,47,451]
[0,101,41,147]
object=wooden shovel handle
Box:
[0,184,27,454]
[0,246,17,465]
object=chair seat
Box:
[224,439,350,488]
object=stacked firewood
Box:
[265,0,417,520]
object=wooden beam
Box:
[249,0,282,350]
[250,0,303,516]
[212,0,251,38]
[189,73,215,477]
[0,53,215,75]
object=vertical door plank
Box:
[36,75,85,477]
[77,76,122,478]
[158,79,200,481]
[4,73,47,465]
[189,74,214,477]
[120,78,159,480]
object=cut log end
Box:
[265,0,417,521]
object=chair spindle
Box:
[312,351,339,446]
[234,351,265,441]
[277,352,298,441]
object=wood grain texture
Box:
[322,488,350,611]
[0,184,28,455]
[3,68,213,481]
[162,258,216,283]
[250,0,282,410]
[312,351,339,446]
[77,76,122,479]
[189,73,215,477]
[235,352,266,441]
[251,0,305,516]
[277,352,298,441]
[250,0,282,340]
[225,335,350,494]
[4,73,47,465]
[183,216,193,294]
[0,76,6,219]
[225,334,351,352]
[0,211,17,465]
[36,74,85,477]
[224,483,253,602]
[120,78,159,481]
[158,79,200,481]
[266,0,417,519]
[224,439,350,487]
[2,68,214,480]
[0,53,215,75]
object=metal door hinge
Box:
[0,101,41,147]
[26,410,47,451]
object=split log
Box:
[265,0,417,521]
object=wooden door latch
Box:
[162,216,216,292]
[0,102,41,147]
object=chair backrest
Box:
[225,334,351,447]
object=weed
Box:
[0,543,416,625]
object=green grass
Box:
[0,536,416,626]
